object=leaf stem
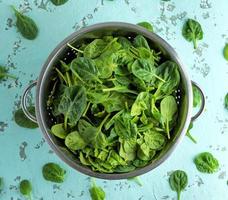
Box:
[177,191,181,200]
[65,71,72,87]
[186,131,197,144]
[102,86,138,95]
[166,119,170,139]
[98,113,111,131]
[55,68,67,84]
[67,43,84,53]
[153,74,166,82]
[193,38,197,49]
[1,73,17,80]
[82,102,91,117]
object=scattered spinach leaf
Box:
[194,152,219,173]
[14,106,38,129]
[224,93,228,110]
[0,177,3,193]
[137,21,153,32]
[186,122,197,144]
[169,170,188,200]
[42,163,66,183]
[89,179,106,200]
[50,0,69,6]
[182,18,203,49]
[11,6,38,40]
[223,43,228,61]
[193,85,201,107]
[19,180,32,200]
[127,176,143,186]
[0,66,16,81]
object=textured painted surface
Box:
[0,0,228,199]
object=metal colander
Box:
[21,22,205,180]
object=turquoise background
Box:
[0,0,228,199]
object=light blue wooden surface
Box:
[0,0,228,199]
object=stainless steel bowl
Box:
[21,22,205,180]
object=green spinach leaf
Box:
[169,170,188,200]
[137,22,153,32]
[42,163,66,183]
[50,0,69,6]
[182,18,203,49]
[89,179,106,200]
[224,93,228,110]
[194,152,219,173]
[160,95,177,139]
[193,85,201,107]
[223,43,228,61]
[58,85,87,128]
[0,66,16,81]
[65,131,87,151]
[14,106,38,129]
[19,180,32,200]
[12,6,38,40]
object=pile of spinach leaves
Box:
[47,34,181,173]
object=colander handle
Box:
[21,81,38,123]
[191,81,205,121]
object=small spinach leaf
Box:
[182,18,203,49]
[12,6,38,40]
[0,66,16,81]
[65,131,87,151]
[137,21,153,32]
[169,170,188,200]
[223,43,228,61]
[160,95,177,139]
[42,163,66,183]
[58,85,87,128]
[50,0,69,6]
[51,123,67,139]
[224,93,228,110]
[89,179,106,200]
[14,106,38,129]
[194,152,219,173]
[19,180,32,200]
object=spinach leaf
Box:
[51,123,67,139]
[19,180,32,200]
[193,85,201,107]
[0,177,3,193]
[78,114,109,149]
[65,131,87,151]
[84,39,107,59]
[132,59,163,83]
[127,176,143,186]
[144,131,166,150]
[0,66,16,81]
[118,37,132,49]
[133,35,150,50]
[224,93,228,110]
[154,61,180,100]
[14,106,38,129]
[194,152,219,173]
[131,92,150,116]
[182,18,203,49]
[160,95,177,139]
[137,22,153,32]
[58,85,87,128]
[102,92,132,113]
[223,43,228,61]
[119,138,137,161]
[114,112,137,139]
[89,179,106,200]
[71,57,102,84]
[11,6,38,40]
[169,170,188,200]
[50,0,69,6]
[42,163,66,183]
[186,122,197,144]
